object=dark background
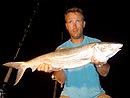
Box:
[0,0,128,98]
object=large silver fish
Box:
[3,42,123,85]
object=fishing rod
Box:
[1,1,40,95]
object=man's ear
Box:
[83,21,86,28]
[65,23,69,30]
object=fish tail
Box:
[3,62,25,69]
[14,67,26,85]
[3,62,27,85]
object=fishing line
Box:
[1,1,40,97]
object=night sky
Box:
[0,0,128,98]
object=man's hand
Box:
[91,56,106,67]
[37,63,53,73]
[91,56,110,76]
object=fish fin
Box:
[14,67,26,85]
[3,62,25,69]
[3,62,27,85]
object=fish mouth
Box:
[110,43,123,49]
[117,44,123,50]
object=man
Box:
[37,7,111,98]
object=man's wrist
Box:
[96,64,104,68]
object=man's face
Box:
[65,12,85,39]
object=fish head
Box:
[94,42,123,62]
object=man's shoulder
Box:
[56,40,70,49]
[84,35,101,42]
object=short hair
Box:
[65,7,84,20]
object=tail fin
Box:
[3,62,25,69]
[14,67,26,85]
[3,62,27,85]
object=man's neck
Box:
[70,35,84,44]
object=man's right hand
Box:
[37,63,53,73]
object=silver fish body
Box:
[3,42,123,85]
